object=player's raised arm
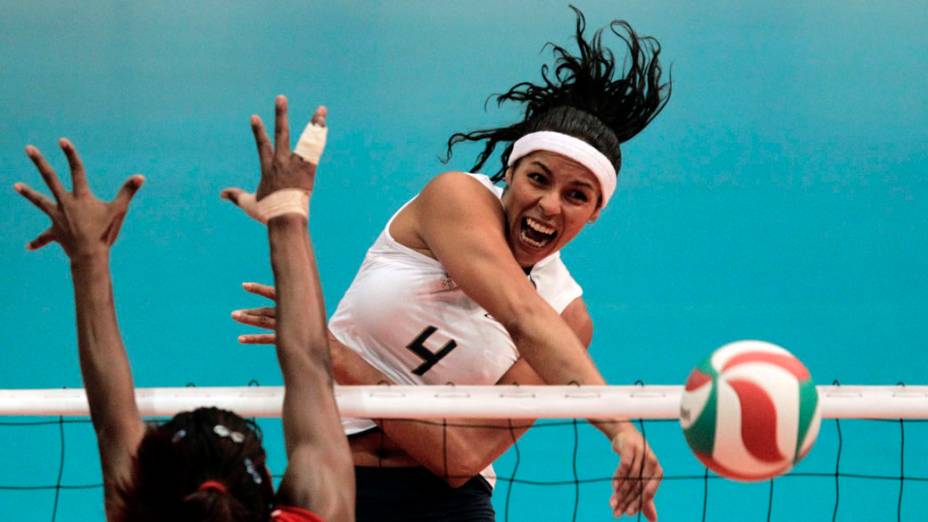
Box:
[15,139,146,512]
[222,96,354,521]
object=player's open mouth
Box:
[519,217,557,249]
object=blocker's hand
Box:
[232,282,278,344]
[221,96,326,216]
[610,425,662,520]
[14,139,144,259]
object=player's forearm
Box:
[70,253,144,493]
[505,304,605,386]
[70,254,141,435]
[268,215,346,452]
[327,335,527,483]
[379,416,532,487]
[268,216,329,376]
[503,307,639,439]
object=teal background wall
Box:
[1,1,926,520]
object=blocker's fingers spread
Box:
[274,95,290,154]
[59,138,88,196]
[238,333,276,345]
[242,282,277,300]
[14,182,56,215]
[251,115,272,169]
[113,174,144,210]
[25,146,66,202]
[27,227,56,251]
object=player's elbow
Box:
[441,439,494,488]
[282,446,356,521]
[445,475,475,488]
[442,461,484,488]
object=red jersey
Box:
[270,506,324,522]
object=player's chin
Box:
[512,231,561,267]
[511,243,552,269]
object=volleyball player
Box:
[15,100,353,521]
[230,7,670,520]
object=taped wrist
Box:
[258,189,310,222]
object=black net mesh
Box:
[2,415,926,521]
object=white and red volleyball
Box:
[679,340,821,481]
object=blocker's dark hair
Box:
[446,5,671,181]
[113,407,275,522]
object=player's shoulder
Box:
[419,171,497,206]
[422,171,490,194]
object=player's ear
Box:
[503,167,514,186]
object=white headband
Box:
[508,131,617,208]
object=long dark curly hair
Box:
[112,407,276,522]
[446,5,671,181]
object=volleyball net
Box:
[2,384,927,521]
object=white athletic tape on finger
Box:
[258,189,310,222]
[293,122,327,164]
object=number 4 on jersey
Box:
[406,326,457,376]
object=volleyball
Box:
[679,340,821,481]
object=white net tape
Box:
[1,385,926,419]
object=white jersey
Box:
[330,173,584,435]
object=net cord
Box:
[0,385,926,419]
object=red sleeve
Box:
[270,506,324,522]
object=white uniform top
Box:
[328,174,584,483]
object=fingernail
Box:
[237,335,246,343]
[231,310,242,318]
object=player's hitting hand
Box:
[610,425,662,520]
